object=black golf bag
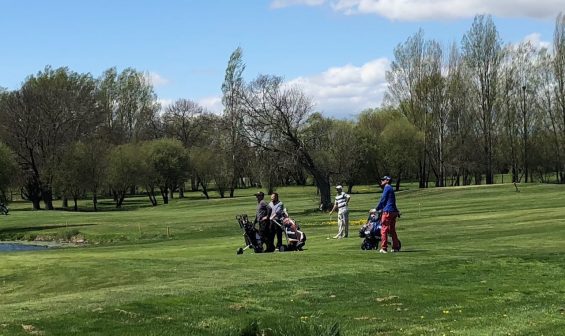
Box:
[359,215,401,251]
[236,214,264,254]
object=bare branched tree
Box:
[239,75,333,210]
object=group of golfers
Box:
[254,175,401,253]
[328,176,401,252]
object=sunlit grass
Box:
[0,183,564,335]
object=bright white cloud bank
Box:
[522,33,552,50]
[272,0,562,20]
[198,96,223,115]
[287,58,390,118]
[194,58,389,118]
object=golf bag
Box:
[236,214,264,254]
[359,220,382,250]
[271,217,306,252]
[359,212,401,251]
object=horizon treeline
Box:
[1,14,564,211]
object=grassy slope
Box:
[0,184,564,335]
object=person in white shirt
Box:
[329,185,351,239]
[268,192,285,249]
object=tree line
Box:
[0,14,564,211]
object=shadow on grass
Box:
[0,223,96,234]
[397,249,428,253]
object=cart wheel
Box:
[278,245,286,252]
[237,248,244,255]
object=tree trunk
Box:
[161,187,169,204]
[179,185,185,198]
[298,149,331,210]
[317,179,332,211]
[419,157,427,188]
[31,198,41,210]
[475,173,482,185]
[116,193,125,208]
[62,197,69,208]
[42,188,54,210]
[200,181,209,199]
[93,194,98,212]
[395,171,402,192]
[73,197,78,211]
[147,187,158,206]
[191,176,199,191]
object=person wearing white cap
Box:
[329,185,351,239]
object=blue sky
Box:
[0,0,560,118]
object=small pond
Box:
[0,243,48,252]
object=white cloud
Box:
[324,0,562,21]
[144,72,170,87]
[157,98,173,108]
[270,0,326,9]
[198,96,223,115]
[187,59,389,120]
[522,33,552,50]
[286,58,390,118]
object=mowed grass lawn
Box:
[0,184,564,335]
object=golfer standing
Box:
[329,185,350,239]
[376,176,401,253]
[255,191,274,252]
[269,192,285,250]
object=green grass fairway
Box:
[0,184,564,335]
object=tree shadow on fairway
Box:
[0,223,96,234]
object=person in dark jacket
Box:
[376,176,401,253]
[255,191,274,252]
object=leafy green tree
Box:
[385,30,432,188]
[378,117,423,190]
[0,142,17,203]
[137,143,160,206]
[462,15,503,184]
[222,47,247,197]
[189,147,215,199]
[327,120,366,193]
[107,144,142,208]
[54,140,109,211]
[553,12,565,182]
[98,68,160,144]
[0,67,101,209]
[81,140,110,211]
[55,145,85,211]
[144,139,189,204]
[356,108,387,182]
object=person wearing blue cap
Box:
[376,176,401,253]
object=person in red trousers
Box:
[376,176,401,253]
